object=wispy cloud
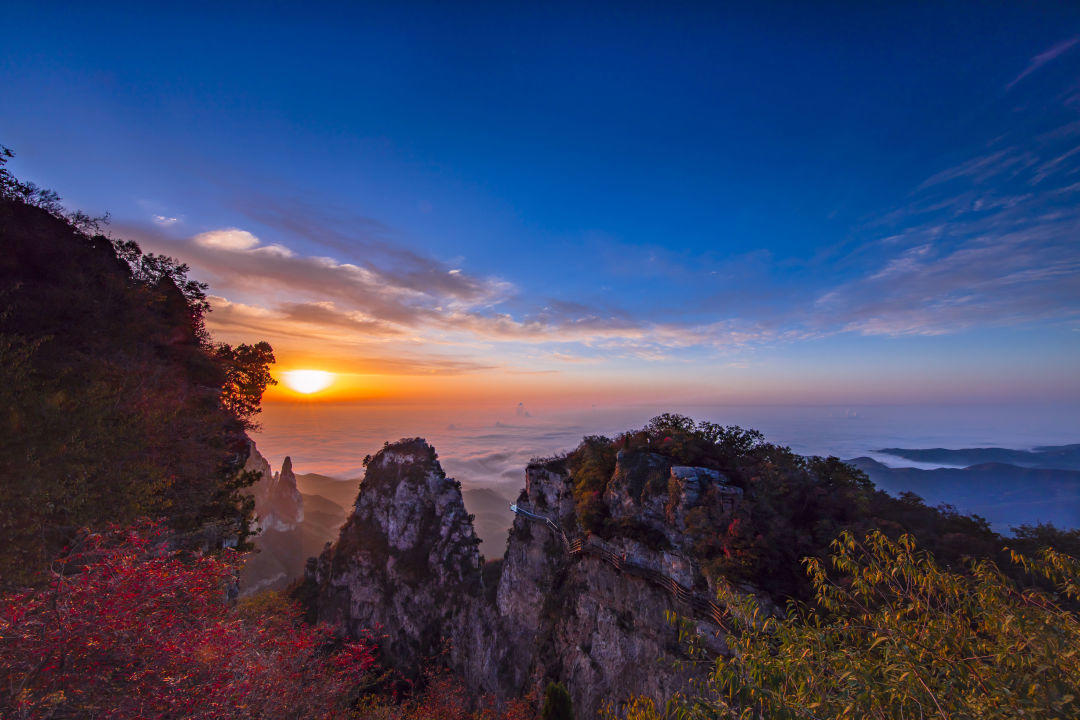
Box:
[116,64,1080,381]
[1007,36,1080,90]
[815,222,1080,336]
[121,218,786,375]
[816,108,1080,337]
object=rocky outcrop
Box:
[304,439,505,683]
[306,440,743,717]
[246,445,304,532]
[489,452,734,716]
[242,443,345,595]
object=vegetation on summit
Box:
[550,413,1022,600]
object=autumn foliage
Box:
[0,523,376,719]
[642,531,1080,720]
[362,672,534,720]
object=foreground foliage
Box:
[648,531,1080,720]
[0,523,538,720]
[0,523,376,719]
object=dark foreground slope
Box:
[0,196,263,585]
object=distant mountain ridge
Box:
[877,444,1080,471]
[295,472,361,509]
[849,456,1080,531]
[461,487,516,558]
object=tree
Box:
[0,145,62,214]
[0,522,376,719]
[113,237,211,335]
[541,682,574,720]
[214,341,278,428]
[1,145,106,231]
[663,531,1080,720]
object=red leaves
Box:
[392,672,534,720]
[0,521,375,719]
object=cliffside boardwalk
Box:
[510,504,729,628]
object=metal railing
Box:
[510,503,570,548]
[511,503,727,628]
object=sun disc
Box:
[281,369,335,395]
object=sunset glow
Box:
[280,370,335,395]
[6,5,1080,411]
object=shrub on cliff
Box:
[655,531,1080,720]
[541,682,574,720]
[0,522,376,719]
[366,671,533,720]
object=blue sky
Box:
[3,2,1079,405]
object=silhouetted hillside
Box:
[0,181,273,585]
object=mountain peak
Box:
[304,439,487,679]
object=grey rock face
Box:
[245,442,304,532]
[305,439,500,680]
[491,456,731,717]
[307,443,740,717]
[244,440,274,491]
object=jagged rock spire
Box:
[304,439,490,678]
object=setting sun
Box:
[280,369,335,395]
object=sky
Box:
[4,2,1080,409]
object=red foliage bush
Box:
[0,522,375,719]
[388,672,533,720]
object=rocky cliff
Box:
[304,439,507,687]
[305,439,741,716]
[241,443,344,595]
[246,445,304,532]
[490,452,734,715]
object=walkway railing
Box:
[510,503,570,548]
[511,503,727,629]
